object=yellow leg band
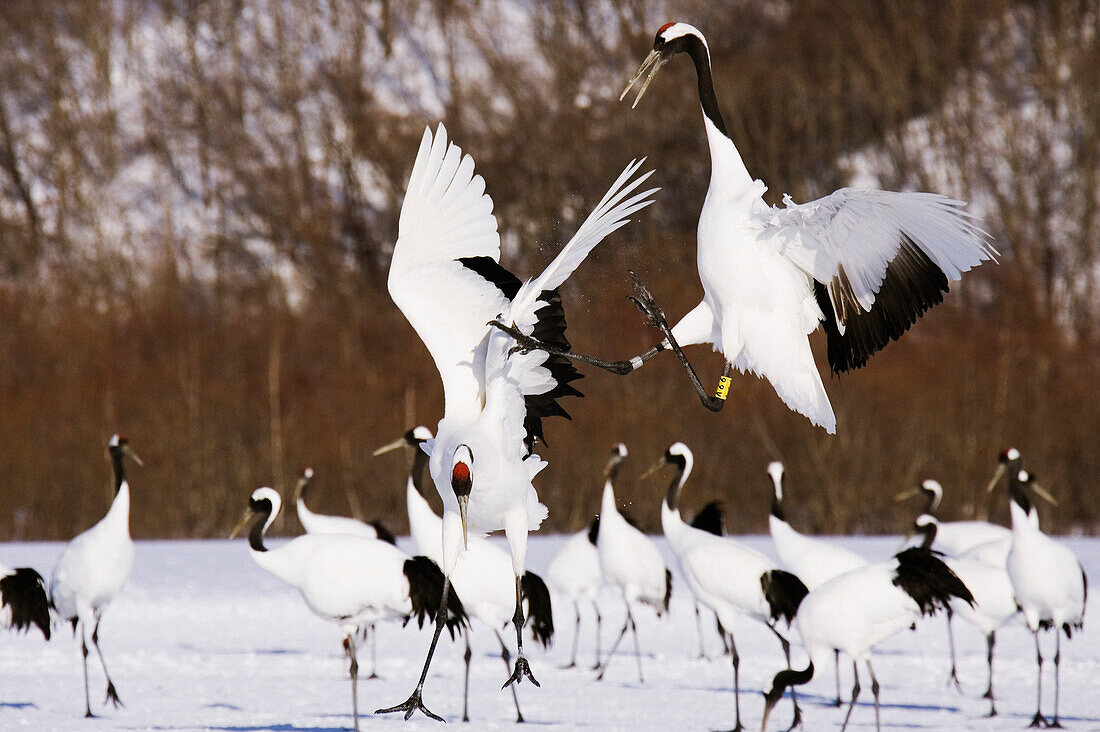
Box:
[715,376,731,400]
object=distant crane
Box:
[649,445,808,732]
[49,434,141,717]
[895,479,1009,555]
[766,461,869,707]
[373,426,554,723]
[1003,469,1086,728]
[913,514,1019,716]
[293,466,396,678]
[762,537,974,732]
[378,124,654,721]
[498,22,995,434]
[0,564,51,640]
[595,444,670,683]
[230,487,466,732]
[545,515,604,669]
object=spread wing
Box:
[760,188,997,372]
[484,159,658,454]
[388,124,509,419]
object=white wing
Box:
[759,188,997,371]
[483,160,658,448]
[388,124,507,419]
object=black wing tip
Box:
[0,567,51,640]
[689,500,725,536]
[892,547,974,615]
[761,569,808,625]
[521,571,555,648]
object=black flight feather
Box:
[521,571,555,648]
[368,520,397,546]
[761,569,809,626]
[892,547,974,616]
[0,567,51,640]
[689,501,725,536]
[403,556,468,639]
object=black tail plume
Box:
[404,556,468,639]
[761,569,809,626]
[689,500,725,536]
[1,567,51,640]
[892,547,974,616]
[662,568,673,614]
[521,571,555,648]
[369,520,397,546]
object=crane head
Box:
[620,22,707,109]
[451,445,473,550]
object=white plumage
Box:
[1004,469,1086,728]
[653,444,805,730]
[49,434,140,718]
[595,444,669,683]
[380,123,655,720]
[293,467,393,542]
[374,426,553,723]
[231,486,465,732]
[763,544,974,732]
[611,22,996,433]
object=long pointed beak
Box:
[620,49,664,109]
[372,437,408,457]
[760,697,776,732]
[985,463,1007,493]
[893,487,921,502]
[456,495,469,551]
[1029,481,1059,506]
[229,508,254,539]
[123,446,144,467]
[641,459,667,481]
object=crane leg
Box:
[81,626,94,718]
[695,603,707,659]
[562,600,580,669]
[367,623,380,679]
[983,632,997,717]
[592,602,603,670]
[1028,630,1047,728]
[503,574,539,689]
[462,635,472,723]
[374,575,450,721]
[495,630,525,722]
[840,661,860,732]
[627,605,644,683]
[866,659,881,732]
[945,608,963,691]
[91,618,123,708]
[1051,631,1062,728]
[596,615,630,681]
[833,650,843,707]
[343,634,360,732]
[768,624,801,730]
[727,631,743,732]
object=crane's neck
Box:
[411,446,430,499]
[769,472,786,522]
[680,34,753,194]
[249,510,269,552]
[663,456,690,513]
[111,450,127,494]
[916,517,938,550]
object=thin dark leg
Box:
[81,628,94,718]
[945,609,963,691]
[1029,630,1047,728]
[462,635,472,723]
[496,630,524,723]
[503,574,539,689]
[840,660,860,732]
[695,603,707,659]
[983,632,997,717]
[625,272,730,411]
[374,575,451,721]
[834,649,843,707]
[596,618,629,681]
[717,617,731,656]
[343,634,360,732]
[563,600,580,669]
[627,606,644,683]
[489,323,665,376]
[367,623,380,679]
[728,632,743,732]
[592,603,602,670]
[1051,631,1062,728]
[91,618,122,708]
[866,659,881,732]
[769,625,801,731]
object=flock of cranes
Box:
[0,18,1090,732]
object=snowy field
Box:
[1,534,1096,731]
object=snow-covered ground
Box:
[1,534,1096,731]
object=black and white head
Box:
[293,466,314,500]
[107,434,143,465]
[914,513,940,549]
[621,22,709,108]
[230,487,282,550]
[372,425,434,456]
[985,446,1022,494]
[450,445,473,549]
[605,442,628,481]
[919,479,944,513]
[641,442,693,511]
[767,461,784,499]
